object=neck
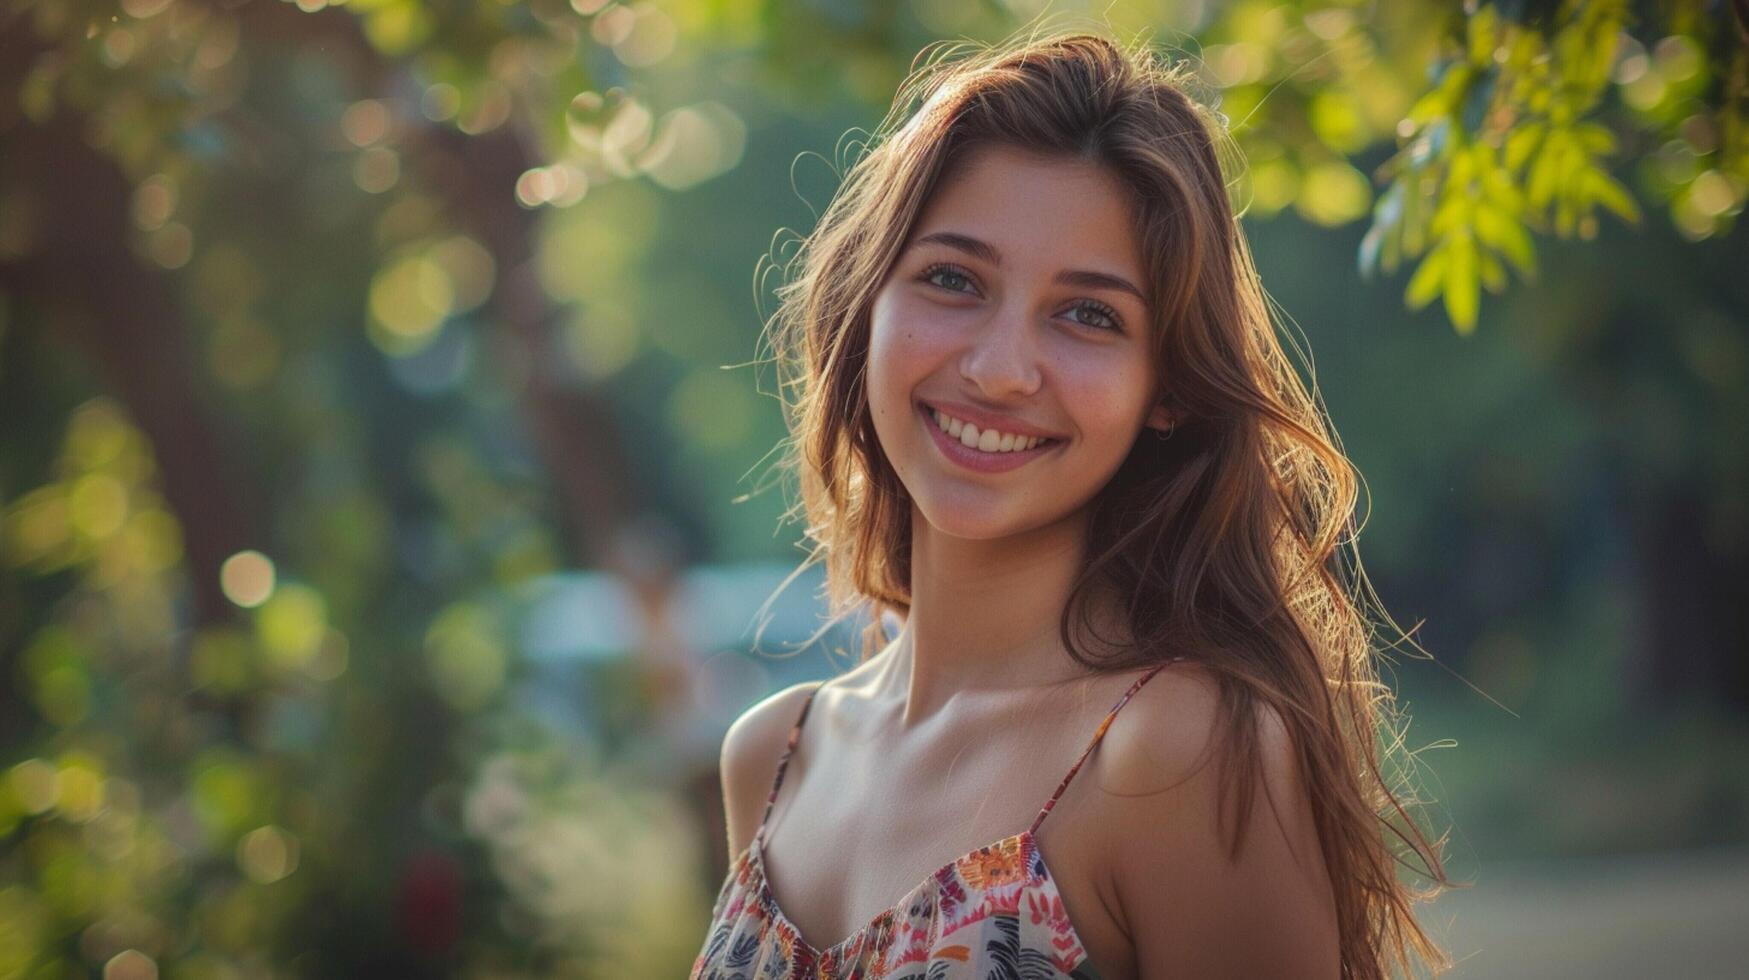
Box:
[883,503,1109,726]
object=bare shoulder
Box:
[1095,659,1229,797]
[719,680,826,862]
[1092,659,1340,977]
[1091,659,1308,821]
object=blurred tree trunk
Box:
[0,101,258,629]
[1624,488,1749,711]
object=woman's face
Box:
[867,142,1173,540]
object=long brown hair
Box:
[754,28,1454,979]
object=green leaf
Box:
[1527,139,1562,210]
[1473,205,1536,276]
[1381,223,1403,274]
[1358,224,1384,279]
[1431,188,1471,238]
[1448,139,1477,186]
[1466,6,1502,66]
[1480,162,1526,213]
[1555,197,1578,237]
[1401,177,1429,256]
[1442,234,1480,333]
[1576,122,1617,155]
[1584,168,1642,223]
[1479,250,1507,293]
[1405,242,1448,310]
[1504,122,1544,172]
[1406,90,1450,126]
[1557,136,1586,182]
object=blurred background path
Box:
[1438,847,1749,979]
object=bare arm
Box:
[1098,667,1340,979]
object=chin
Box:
[912,491,1074,542]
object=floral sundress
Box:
[690,658,1180,979]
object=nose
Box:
[959,301,1043,398]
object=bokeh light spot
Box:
[563,307,641,380]
[190,753,267,838]
[120,0,174,18]
[516,167,561,208]
[101,28,139,69]
[591,4,637,46]
[255,583,328,672]
[354,146,401,194]
[360,1,433,56]
[428,236,495,312]
[421,83,460,121]
[131,175,175,231]
[457,81,511,135]
[613,3,677,67]
[84,410,146,481]
[54,756,106,823]
[147,222,193,269]
[424,603,508,712]
[1651,35,1701,84]
[642,103,747,190]
[237,825,299,883]
[24,627,91,727]
[103,949,157,980]
[220,550,275,608]
[1245,158,1300,215]
[1295,160,1372,225]
[369,254,454,351]
[9,759,59,814]
[341,99,390,147]
[1689,170,1737,218]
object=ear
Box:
[1144,401,1175,434]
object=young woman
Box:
[691,30,1452,980]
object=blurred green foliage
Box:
[0,0,1745,976]
[1360,0,1745,331]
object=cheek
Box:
[1053,350,1154,439]
[868,292,955,393]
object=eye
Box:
[919,262,979,295]
[917,262,1124,333]
[1065,300,1122,332]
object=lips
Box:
[916,399,1067,442]
[917,402,1062,474]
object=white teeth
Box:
[930,409,1050,454]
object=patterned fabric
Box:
[690,658,1180,980]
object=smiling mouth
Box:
[918,402,1063,454]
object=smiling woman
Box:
[692,29,1454,980]
[870,146,1167,535]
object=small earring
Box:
[1154,425,1174,440]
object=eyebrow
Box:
[905,231,1148,304]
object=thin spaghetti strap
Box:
[1029,657,1181,835]
[753,681,826,848]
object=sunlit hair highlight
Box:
[754,28,1455,980]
